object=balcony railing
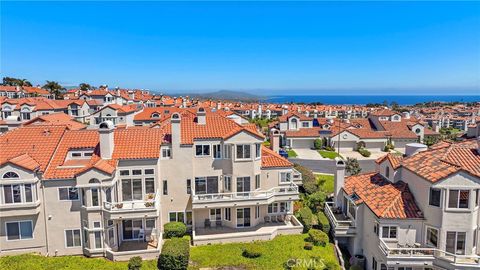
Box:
[324,202,355,228]
[103,192,159,212]
[192,185,299,203]
[292,168,302,182]
[379,238,480,266]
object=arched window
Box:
[291,118,298,129]
[385,166,390,178]
[151,113,160,118]
[3,172,19,179]
[89,178,100,184]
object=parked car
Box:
[278,149,289,159]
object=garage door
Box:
[291,139,314,149]
[365,142,385,151]
[337,140,356,151]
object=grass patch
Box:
[0,253,158,270]
[316,173,334,193]
[318,150,341,159]
[189,234,339,270]
[287,149,298,158]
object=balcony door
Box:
[121,179,142,201]
[236,177,250,196]
[446,231,466,255]
[122,219,143,240]
[236,208,251,228]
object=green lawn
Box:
[0,254,158,270]
[318,150,341,160]
[189,234,339,270]
[316,173,334,193]
[287,149,298,158]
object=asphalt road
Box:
[289,158,376,175]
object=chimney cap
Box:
[99,121,114,130]
[270,128,280,136]
[335,157,346,167]
[171,112,181,121]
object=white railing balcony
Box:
[103,191,159,213]
[292,168,303,183]
[324,202,356,236]
[379,238,480,267]
[191,184,299,207]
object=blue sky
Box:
[1,1,479,95]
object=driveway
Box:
[289,158,377,175]
[292,148,326,160]
[339,149,386,160]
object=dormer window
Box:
[2,172,19,179]
[151,113,160,118]
[68,149,94,159]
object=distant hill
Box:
[167,90,265,101]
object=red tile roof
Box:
[344,172,423,219]
[261,146,293,168]
[375,153,403,169]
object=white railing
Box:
[324,202,355,228]
[192,184,299,202]
[292,168,302,181]
[103,192,158,212]
[379,238,480,266]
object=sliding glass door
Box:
[236,177,250,196]
[236,208,251,227]
[121,179,142,201]
[122,219,143,240]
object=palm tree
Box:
[79,83,93,91]
[43,81,65,99]
[2,77,32,86]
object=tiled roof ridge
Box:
[42,128,68,174]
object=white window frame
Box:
[5,220,33,241]
[447,189,470,210]
[64,229,82,248]
[224,208,231,221]
[224,175,232,192]
[58,187,80,201]
[213,144,222,159]
[195,144,211,157]
[425,225,439,248]
[255,143,261,159]
[381,225,398,239]
[224,144,232,159]
[255,174,260,190]
[161,148,171,159]
[279,172,292,183]
[235,144,251,160]
[209,208,222,221]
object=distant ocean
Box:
[265,95,480,105]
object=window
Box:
[59,187,79,201]
[162,148,171,158]
[186,179,191,194]
[446,232,466,255]
[381,226,397,239]
[185,211,193,226]
[302,122,309,128]
[144,169,154,175]
[6,221,33,240]
[213,144,222,159]
[448,189,469,209]
[194,177,218,194]
[132,169,142,175]
[268,202,286,213]
[255,174,260,189]
[94,231,102,249]
[3,185,22,204]
[120,170,129,176]
[236,144,251,159]
[280,172,292,183]
[224,176,231,192]
[372,257,377,270]
[474,228,478,248]
[374,223,379,236]
[2,171,19,179]
[93,221,101,228]
[224,145,232,159]
[224,208,231,221]
[210,208,221,221]
[380,264,387,270]
[385,166,390,178]
[429,188,441,207]
[145,178,155,194]
[163,180,168,195]
[398,268,412,270]
[255,206,260,219]
[195,144,210,157]
[169,212,185,223]
[91,188,99,206]
[426,227,439,247]
[21,112,31,120]
[476,190,479,207]
[255,143,261,158]
[65,229,81,247]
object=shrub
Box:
[325,146,335,152]
[294,163,317,194]
[308,229,329,247]
[242,245,262,258]
[345,157,361,176]
[349,265,363,270]
[295,207,317,231]
[357,148,371,157]
[317,212,331,234]
[314,138,323,150]
[305,191,327,212]
[128,256,142,270]
[163,222,187,239]
[158,237,190,270]
[304,242,313,250]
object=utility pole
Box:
[337,118,341,155]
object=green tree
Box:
[345,157,361,176]
[390,101,400,111]
[314,138,323,150]
[294,163,317,194]
[2,77,32,87]
[42,80,65,99]
[79,83,92,91]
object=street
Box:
[289,158,377,175]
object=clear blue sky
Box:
[1,1,479,95]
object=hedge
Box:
[357,148,371,157]
[158,237,190,270]
[127,256,142,270]
[295,207,317,231]
[163,222,187,239]
[242,245,262,258]
[307,229,328,247]
[317,212,331,234]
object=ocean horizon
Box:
[264,95,480,105]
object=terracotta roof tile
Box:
[261,146,292,168]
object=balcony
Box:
[324,202,356,236]
[292,168,303,185]
[103,192,159,220]
[0,200,42,217]
[379,238,480,269]
[105,229,161,261]
[191,185,300,209]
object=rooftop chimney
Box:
[98,121,115,159]
[171,113,181,147]
[334,157,346,207]
[197,107,206,125]
[270,128,280,153]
